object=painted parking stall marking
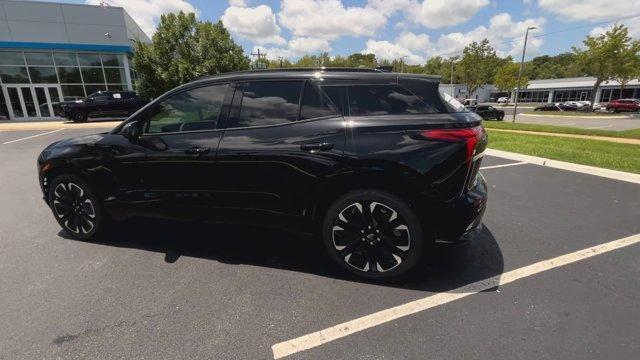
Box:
[2,128,65,145]
[271,233,640,359]
[480,161,527,170]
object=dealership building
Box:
[0,0,150,120]
[441,77,640,104]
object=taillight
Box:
[419,126,484,161]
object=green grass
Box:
[487,131,640,174]
[484,121,640,140]
[522,110,627,117]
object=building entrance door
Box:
[579,91,588,101]
[2,85,62,120]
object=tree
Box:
[494,62,528,94]
[456,39,503,96]
[133,11,249,98]
[612,39,640,95]
[572,24,632,109]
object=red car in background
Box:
[606,98,640,113]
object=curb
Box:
[486,128,640,145]
[485,148,640,185]
[519,113,629,119]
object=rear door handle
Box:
[184,146,211,155]
[300,142,334,151]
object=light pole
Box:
[513,26,536,122]
[400,55,408,73]
[450,57,455,97]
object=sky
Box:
[55,0,640,64]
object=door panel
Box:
[216,117,346,219]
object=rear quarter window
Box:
[321,84,436,116]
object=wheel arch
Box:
[306,161,435,237]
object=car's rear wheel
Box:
[71,111,87,123]
[497,113,504,121]
[322,190,424,280]
[48,175,103,240]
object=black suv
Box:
[467,105,505,120]
[60,90,149,122]
[38,69,488,279]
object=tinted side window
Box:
[321,85,347,115]
[347,85,435,116]
[300,82,338,120]
[237,81,302,127]
[146,84,228,133]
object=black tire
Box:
[322,190,425,280]
[48,174,104,241]
[71,111,87,123]
[497,113,504,121]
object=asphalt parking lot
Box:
[1,127,639,359]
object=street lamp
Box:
[450,57,456,97]
[513,26,536,122]
[400,55,408,73]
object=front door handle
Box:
[184,146,211,155]
[300,142,334,152]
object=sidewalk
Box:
[0,120,121,131]
[487,128,640,145]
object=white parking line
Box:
[271,233,640,359]
[2,128,65,145]
[585,125,613,129]
[480,161,527,170]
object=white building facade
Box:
[0,0,150,120]
[514,77,640,104]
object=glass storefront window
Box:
[101,54,123,67]
[57,67,82,83]
[0,51,25,65]
[77,53,102,67]
[104,68,125,83]
[0,66,30,83]
[84,84,106,95]
[28,67,58,83]
[53,53,78,66]
[107,84,127,91]
[81,67,105,83]
[0,89,9,120]
[24,52,54,66]
[61,85,85,99]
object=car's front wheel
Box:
[322,190,425,280]
[48,175,103,240]
[71,111,87,123]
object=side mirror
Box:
[122,120,142,140]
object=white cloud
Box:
[538,0,639,22]
[86,0,198,36]
[251,37,331,61]
[364,13,546,65]
[221,4,286,45]
[589,22,640,40]
[278,0,389,40]
[362,40,425,65]
[413,0,489,28]
[433,13,546,58]
[288,37,332,53]
[228,0,247,7]
[397,31,433,53]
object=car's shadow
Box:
[59,218,504,292]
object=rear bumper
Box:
[431,172,487,243]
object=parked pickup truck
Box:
[59,91,149,122]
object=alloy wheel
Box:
[52,182,96,234]
[331,201,411,273]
